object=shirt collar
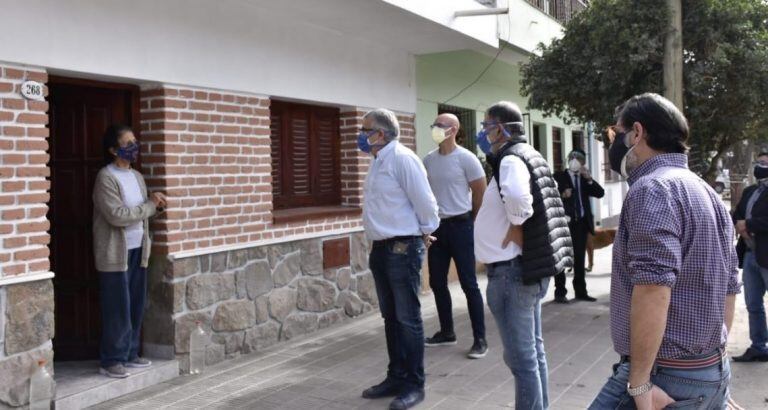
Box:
[374,140,397,161]
[628,153,688,185]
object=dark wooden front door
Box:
[49,78,139,361]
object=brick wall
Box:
[398,113,417,151]
[339,110,367,207]
[0,64,50,278]
[140,86,366,256]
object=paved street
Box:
[93,246,768,409]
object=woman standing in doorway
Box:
[93,125,166,378]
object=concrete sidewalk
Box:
[92,246,768,409]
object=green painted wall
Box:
[415,49,581,169]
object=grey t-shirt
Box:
[423,146,486,218]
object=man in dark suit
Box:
[732,152,768,362]
[553,149,604,303]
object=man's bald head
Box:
[436,113,460,129]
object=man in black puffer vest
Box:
[474,101,572,410]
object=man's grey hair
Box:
[363,108,400,141]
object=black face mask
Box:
[608,131,631,175]
[754,164,768,180]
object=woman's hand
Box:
[151,192,167,209]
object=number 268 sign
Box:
[21,81,45,101]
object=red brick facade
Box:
[0,65,50,278]
[139,86,419,256]
[0,74,418,274]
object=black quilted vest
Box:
[490,139,573,281]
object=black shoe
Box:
[467,338,488,359]
[389,389,425,410]
[362,379,402,399]
[425,331,457,347]
[554,296,570,304]
[732,347,768,362]
[575,295,597,302]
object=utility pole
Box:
[663,0,684,110]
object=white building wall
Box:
[591,137,627,228]
[0,0,418,112]
[498,0,564,54]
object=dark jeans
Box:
[99,248,147,368]
[743,251,768,352]
[427,217,485,341]
[370,237,426,390]
[555,219,589,298]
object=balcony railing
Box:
[525,0,588,25]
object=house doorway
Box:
[48,77,139,361]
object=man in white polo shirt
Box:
[359,108,439,410]
[423,113,489,359]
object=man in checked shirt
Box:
[589,93,741,410]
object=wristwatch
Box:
[627,381,653,397]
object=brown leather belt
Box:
[620,350,723,370]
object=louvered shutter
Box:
[312,107,341,203]
[270,109,283,197]
[270,101,341,209]
[288,108,311,197]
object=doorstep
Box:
[53,359,179,410]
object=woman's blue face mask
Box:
[116,141,140,163]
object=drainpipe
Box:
[454,7,509,17]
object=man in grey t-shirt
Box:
[423,113,489,359]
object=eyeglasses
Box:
[480,121,501,129]
[430,123,452,130]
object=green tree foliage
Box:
[520,0,768,182]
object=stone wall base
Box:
[144,232,376,372]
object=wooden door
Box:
[49,78,139,361]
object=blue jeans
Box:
[486,259,550,410]
[427,217,485,341]
[370,237,427,390]
[589,352,731,409]
[743,251,768,353]
[99,248,147,368]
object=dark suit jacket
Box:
[732,184,768,269]
[553,170,605,235]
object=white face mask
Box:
[568,158,582,173]
[431,127,449,145]
[620,145,637,179]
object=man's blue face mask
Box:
[476,121,514,155]
[357,129,388,154]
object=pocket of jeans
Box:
[663,396,705,409]
[512,277,539,308]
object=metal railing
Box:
[524,0,588,25]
